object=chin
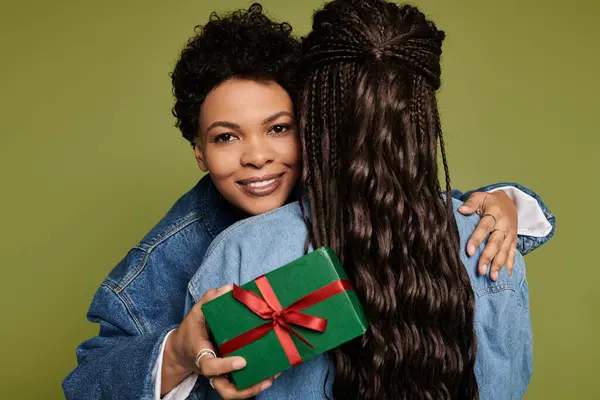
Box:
[242,198,287,216]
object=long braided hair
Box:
[298,1,478,398]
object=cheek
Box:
[277,136,302,168]
[204,148,239,179]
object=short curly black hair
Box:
[171,3,301,146]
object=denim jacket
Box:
[62,175,554,399]
[188,199,533,400]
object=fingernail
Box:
[261,381,272,391]
[468,245,475,256]
[479,264,488,275]
[232,359,246,369]
[491,271,498,281]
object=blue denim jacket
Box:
[188,199,533,400]
[62,175,553,399]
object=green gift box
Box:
[201,247,368,390]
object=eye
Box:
[213,133,237,143]
[269,124,292,135]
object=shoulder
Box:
[188,201,308,301]
[136,178,209,249]
[102,177,217,292]
[203,200,306,259]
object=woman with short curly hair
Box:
[63,5,304,399]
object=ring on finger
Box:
[481,213,497,228]
[195,348,217,371]
[491,228,508,240]
[209,377,216,389]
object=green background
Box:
[0,0,597,398]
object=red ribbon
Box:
[218,276,353,366]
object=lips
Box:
[237,173,285,197]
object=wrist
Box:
[164,328,194,377]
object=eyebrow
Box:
[262,111,294,125]
[205,111,294,134]
[205,121,241,133]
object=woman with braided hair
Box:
[299,2,480,398]
[191,1,537,399]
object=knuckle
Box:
[192,301,205,312]
[492,237,505,247]
[198,363,209,376]
[493,258,506,269]
[497,217,509,226]
[493,257,506,268]
[200,364,212,377]
[487,204,502,214]
[200,360,219,377]
[221,284,234,292]
[482,247,496,258]
[219,389,235,399]
[484,241,499,251]
[480,254,492,264]
[470,236,481,246]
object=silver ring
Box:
[195,348,217,371]
[209,377,215,388]
[481,213,497,228]
[491,228,508,240]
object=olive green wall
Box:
[1,0,597,398]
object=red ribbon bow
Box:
[218,275,352,366]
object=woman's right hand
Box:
[162,284,277,399]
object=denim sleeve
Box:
[62,284,179,400]
[455,206,533,399]
[472,250,533,400]
[456,182,555,255]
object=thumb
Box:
[459,192,486,215]
[458,200,478,215]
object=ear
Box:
[194,143,208,172]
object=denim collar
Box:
[197,174,240,239]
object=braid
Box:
[299,1,478,399]
[318,63,332,246]
[301,71,323,248]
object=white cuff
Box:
[152,329,198,400]
[489,186,553,238]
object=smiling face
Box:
[194,78,301,216]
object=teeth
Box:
[247,178,276,187]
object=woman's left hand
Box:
[458,191,518,281]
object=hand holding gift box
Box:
[201,247,368,390]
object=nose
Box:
[240,136,274,168]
